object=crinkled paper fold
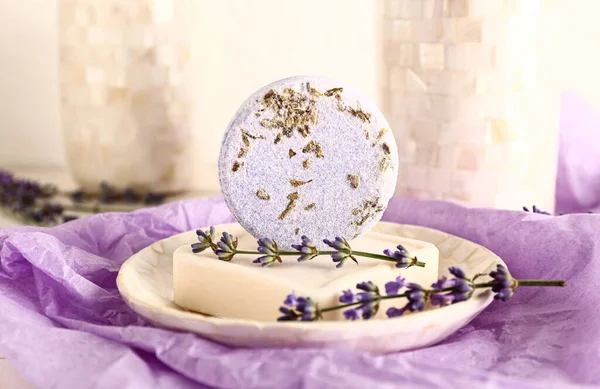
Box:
[0,196,598,389]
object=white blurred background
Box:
[0,0,598,204]
[0,0,380,173]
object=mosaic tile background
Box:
[381,0,560,210]
[58,0,560,210]
[59,0,198,192]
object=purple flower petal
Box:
[386,307,405,318]
[343,308,360,320]
[339,289,354,303]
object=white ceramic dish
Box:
[117,222,505,353]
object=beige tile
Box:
[418,43,444,69]
[429,95,458,121]
[399,140,418,164]
[397,44,415,67]
[392,20,412,42]
[390,93,411,119]
[412,120,438,142]
[85,67,104,83]
[469,43,495,69]
[407,165,429,190]
[406,69,428,93]
[402,0,424,19]
[412,20,443,42]
[483,144,509,168]
[459,122,488,146]
[444,44,469,70]
[450,170,474,197]
[406,95,433,119]
[437,122,460,145]
[415,143,440,167]
[438,145,460,169]
[446,0,469,17]
[390,67,407,91]
[489,119,517,144]
[456,147,484,171]
[470,0,505,17]
[456,18,482,43]
[428,168,452,193]
[441,19,457,43]
[423,0,447,18]
[386,0,405,19]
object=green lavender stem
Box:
[348,250,426,267]
[321,293,409,313]
[231,250,426,267]
[318,280,566,314]
[473,280,566,288]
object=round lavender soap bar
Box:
[218,76,398,249]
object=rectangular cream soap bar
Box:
[173,225,439,322]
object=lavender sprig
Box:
[322,237,357,268]
[277,264,565,322]
[0,169,77,225]
[190,227,427,269]
[522,205,594,215]
[253,237,282,267]
[291,235,319,262]
[191,227,216,253]
[522,205,552,215]
[277,292,319,321]
[323,238,426,268]
[215,232,238,261]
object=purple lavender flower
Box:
[37,203,64,223]
[355,282,378,305]
[191,226,216,253]
[62,215,79,223]
[215,231,238,261]
[323,237,357,268]
[429,275,473,307]
[489,264,515,302]
[0,171,13,185]
[383,244,419,268]
[343,308,360,320]
[277,306,300,321]
[292,235,319,262]
[345,301,379,320]
[522,205,551,215]
[69,189,85,203]
[256,237,279,255]
[339,289,354,303]
[385,276,406,295]
[341,281,381,320]
[449,266,467,279]
[143,191,166,205]
[356,281,378,292]
[323,236,350,251]
[284,293,298,306]
[386,283,427,318]
[253,237,282,267]
[122,188,140,202]
[277,292,319,321]
[99,182,118,204]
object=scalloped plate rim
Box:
[117,222,503,337]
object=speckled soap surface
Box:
[218,76,398,249]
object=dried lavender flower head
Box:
[218,76,398,250]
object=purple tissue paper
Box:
[0,196,599,389]
[556,90,600,214]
